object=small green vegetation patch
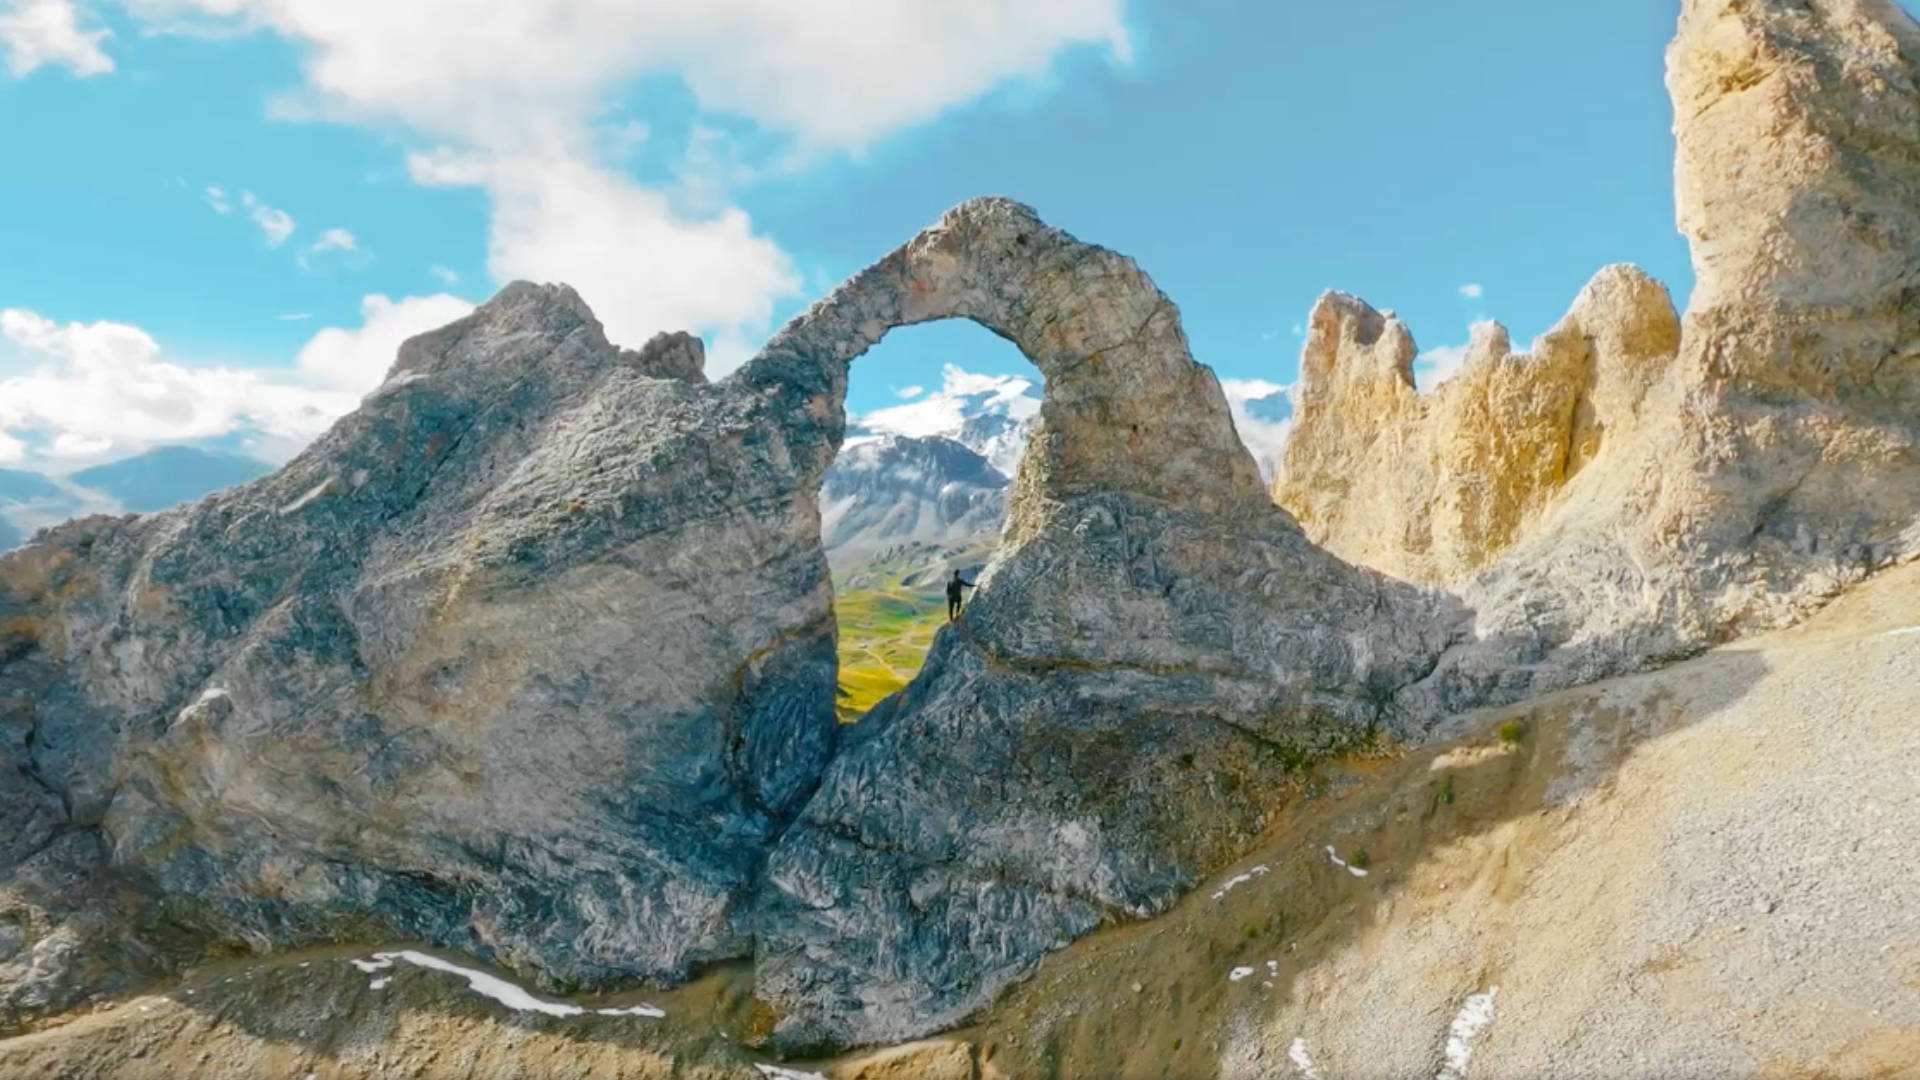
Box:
[834,580,944,722]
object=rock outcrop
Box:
[7,0,1920,1061]
[1275,266,1681,585]
[740,201,1461,1049]
[1282,0,1920,707]
[0,282,842,1020]
[0,200,1463,1046]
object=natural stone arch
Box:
[734,197,1268,521]
[744,202,1466,1050]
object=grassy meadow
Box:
[833,579,945,721]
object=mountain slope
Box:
[68,446,273,513]
[11,558,1919,1079]
[820,434,1007,573]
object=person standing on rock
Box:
[946,569,975,621]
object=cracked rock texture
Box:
[1285,0,1920,711]
[1275,265,1681,586]
[0,282,843,1017]
[0,201,1462,1048]
[6,0,1920,1059]
[742,200,1460,1049]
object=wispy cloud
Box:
[1458,283,1484,300]
[204,184,232,215]
[241,190,295,247]
[894,385,925,399]
[1412,319,1501,392]
[276,312,312,321]
[428,264,459,286]
[310,227,356,253]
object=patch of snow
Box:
[596,1004,668,1018]
[347,950,662,1021]
[279,477,337,515]
[1881,625,1920,637]
[1289,1036,1326,1080]
[755,1065,828,1080]
[1210,864,1270,900]
[1229,966,1256,983]
[1324,845,1369,878]
[369,976,391,990]
[1435,987,1498,1080]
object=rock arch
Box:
[739,201,1463,1049]
[734,197,1267,519]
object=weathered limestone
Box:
[1274,266,1681,585]
[7,0,1920,1058]
[1284,0,1920,709]
[0,282,842,1016]
[746,200,1461,1050]
[0,201,1463,1045]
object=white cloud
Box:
[858,363,1040,440]
[1412,319,1502,392]
[204,184,232,214]
[0,429,24,463]
[428,263,459,286]
[0,0,112,77]
[128,0,1128,150]
[295,292,474,394]
[276,311,311,321]
[1413,343,1468,392]
[310,227,356,253]
[1220,377,1293,481]
[241,190,295,246]
[1459,283,1484,300]
[894,385,925,400]
[410,151,795,352]
[0,307,358,467]
[127,0,1128,357]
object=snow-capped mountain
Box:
[850,364,1041,477]
[848,363,1295,482]
[821,434,1008,575]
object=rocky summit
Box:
[5,0,1920,1076]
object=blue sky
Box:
[0,0,1714,470]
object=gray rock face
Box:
[1,282,840,1005]
[735,199,1461,1049]
[0,200,1460,1047]
[9,0,1920,1052]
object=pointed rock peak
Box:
[625,331,707,384]
[1464,320,1512,369]
[1560,263,1680,364]
[1300,291,1417,396]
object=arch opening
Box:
[825,318,1043,721]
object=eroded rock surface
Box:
[0,201,1461,1048]
[0,282,841,1013]
[1284,0,1920,708]
[1274,265,1681,585]
[744,199,1460,1050]
[7,0,1920,1058]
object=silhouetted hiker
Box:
[946,569,975,621]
